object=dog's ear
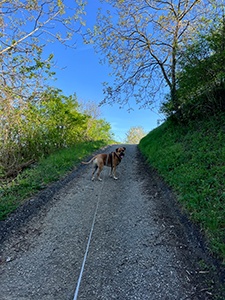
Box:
[123,147,126,150]
[116,148,118,152]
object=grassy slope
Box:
[0,140,114,220]
[139,113,225,261]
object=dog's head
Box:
[115,147,126,159]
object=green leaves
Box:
[0,1,88,159]
[173,18,225,122]
[0,85,114,180]
[88,0,222,112]
[0,0,87,55]
[125,126,147,144]
[0,140,112,220]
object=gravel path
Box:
[0,145,224,299]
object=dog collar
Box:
[114,152,122,161]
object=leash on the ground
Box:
[73,169,106,300]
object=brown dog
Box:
[81,147,126,181]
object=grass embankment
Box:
[0,140,114,221]
[139,114,225,261]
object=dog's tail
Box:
[81,156,96,165]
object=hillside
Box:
[139,113,225,261]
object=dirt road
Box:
[0,145,224,299]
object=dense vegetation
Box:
[0,80,114,220]
[0,1,115,220]
[0,140,114,220]
[140,20,225,261]
[160,18,225,123]
[0,87,113,179]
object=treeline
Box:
[161,18,225,123]
[0,87,113,178]
[0,1,114,179]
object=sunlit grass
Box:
[139,113,225,260]
[0,140,114,220]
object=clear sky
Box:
[44,1,165,142]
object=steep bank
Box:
[139,114,225,261]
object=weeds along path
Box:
[0,145,224,299]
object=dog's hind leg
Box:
[109,167,113,177]
[92,159,98,181]
[92,165,98,181]
[97,162,104,181]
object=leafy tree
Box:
[0,87,115,176]
[78,99,114,141]
[125,126,147,144]
[0,0,87,56]
[0,0,87,106]
[161,16,225,121]
[0,56,56,173]
[0,0,87,120]
[38,89,88,149]
[88,0,222,121]
[0,0,87,175]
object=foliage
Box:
[78,99,115,141]
[37,89,88,149]
[0,88,114,177]
[0,140,114,220]
[0,58,51,177]
[0,0,87,56]
[0,0,87,123]
[139,113,225,260]
[88,0,220,114]
[78,99,102,119]
[160,17,225,122]
[82,118,114,141]
[0,0,92,177]
[125,126,147,144]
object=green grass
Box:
[0,140,114,220]
[139,113,225,261]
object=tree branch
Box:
[0,10,60,55]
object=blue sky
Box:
[45,1,164,141]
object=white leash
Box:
[73,171,105,300]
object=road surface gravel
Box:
[0,145,224,299]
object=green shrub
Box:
[0,140,113,220]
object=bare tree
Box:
[78,99,102,119]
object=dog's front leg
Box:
[113,166,118,180]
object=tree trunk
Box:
[171,20,182,123]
